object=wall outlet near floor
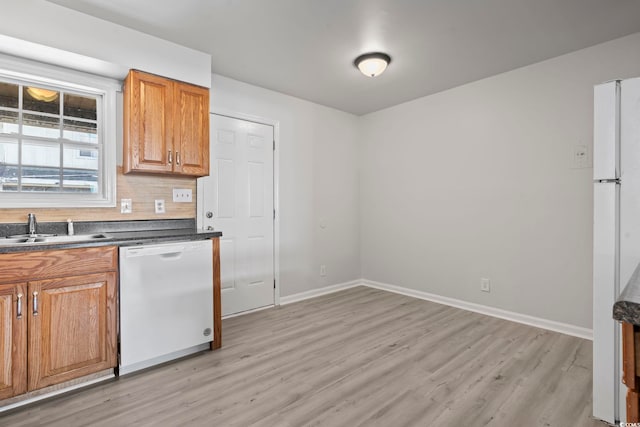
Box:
[121,198,132,214]
[155,199,166,214]
[480,278,491,293]
[320,265,326,277]
[173,188,193,203]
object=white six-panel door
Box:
[201,114,274,316]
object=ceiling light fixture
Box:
[26,87,59,102]
[354,52,391,77]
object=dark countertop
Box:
[0,219,222,254]
[614,261,640,325]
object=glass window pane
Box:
[0,76,106,202]
[23,86,60,114]
[63,119,97,143]
[0,83,19,109]
[0,139,19,164]
[0,110,18,134]
[23,113,60,138]
[63,168,98,193]
[22,141,60,167]
[64,93,97,120]
[64,146,98,170]
[0,165,19,192]
[21,165,61,192]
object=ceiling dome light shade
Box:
[26,87,59,102]
[354,52,391,77]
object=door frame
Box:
[197,109,281,306]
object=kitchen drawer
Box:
[0,246,117,284]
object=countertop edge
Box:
[614,260,640,326]
[0,230,223,254]
[614,301,640,325]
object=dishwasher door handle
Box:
[124,245,187,258]
[160,251,184,260]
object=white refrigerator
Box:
[593,77,640,424]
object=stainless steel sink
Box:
[0,237,32,245]
[32,234,107,243]
[0,234,107,246]
[7,233,55,239]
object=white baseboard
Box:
[279,280,364,305]
[267,278,593,341]
[225,280,363,318]
[362,279,593,341]
[223,304,275,319]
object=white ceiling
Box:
[48,0,640,115]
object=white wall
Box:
[0,0,210,86]
[210,75,361,297]
[4,3,638,328]
[360,32,640,329]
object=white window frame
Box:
[0,54,119,208]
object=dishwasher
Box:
[119,240,213,375]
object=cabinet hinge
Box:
[274,279,276,289]
[273,209,276,220]
[273,140,276,151]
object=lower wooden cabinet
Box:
[28,272,117,391]
[0,283,27,400]
[623,322,640,422]
[0,247,118,400]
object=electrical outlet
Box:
[320,265,326,277]
[570,144,591,169]
[121,199,132,214]
[173,188,192,203]
[480,278,491,293]
[155,199,165,214]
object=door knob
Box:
[206,211,214,218]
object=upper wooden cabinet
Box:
[174,82,210,176]
[123,70,210,177]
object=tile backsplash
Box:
[0,167,197,223]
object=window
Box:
[0,55,118,207]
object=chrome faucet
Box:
[27,213,37,236]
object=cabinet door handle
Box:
[16,293,22,319]
[32,291,38,316]
[168,150,173,164]
[176,151,180,166]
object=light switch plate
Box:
[173,188,192,203]
[121,199,132,214]
[155,199,165,214]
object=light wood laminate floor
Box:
[1,286,606,426]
